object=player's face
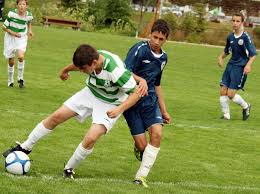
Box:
[232,16,243,31]
[149,31,167,53]
[17,1,27,15]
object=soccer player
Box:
[123,19,172,187]
[2,0,33,88]
[218,13,257,120]
[3,44,141,179]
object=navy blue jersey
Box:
[124,41,167,94]
[224,32,257,66]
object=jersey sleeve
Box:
[109,60,136,95]
[224,35,231,55]
[124,43,144,72]
[3,11,11,28]
[244,34,257,57]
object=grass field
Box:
[0,25,260,194]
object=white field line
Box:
[2,172,260,192]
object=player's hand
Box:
[28,31,34,39]
[162,112,171,124]
[60,71,70,81]
[14,32,21,38]
[138,78,148,97]
[107,107,122,118]
[218,57,224,67]
[243,65,251,75]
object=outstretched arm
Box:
[59,63,80,81]
[27,22,33,38]
[155,85,171,124]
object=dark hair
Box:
[17,0,28,5]
[73,44,99,67]
[233,13,245,22]
[151,19,170,38]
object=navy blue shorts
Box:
[123,95,163,136]
[220,64,247,90]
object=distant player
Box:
[218,13,257,120]
[123,19,171,187]
[3,44,141,179]
[2,0,33,88]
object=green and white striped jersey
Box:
[86,50,136,105]
[3,9,33,36]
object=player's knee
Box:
[8,59,15,66]
[18,56,24,62]
[151,131,162,143]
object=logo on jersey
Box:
[230,41,234,44]
[142,60,151,64]
[238,39,244,45]
[104,80,112,87]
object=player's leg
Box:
[2,105,77,157]
[133,134,147,161]
[63,124,107,178]
[133,102,163,187]
[64,94,120,178]
[8,58,15,87]
[17,50,25,88]
[220,86,230,120]
[228,66,250,120]
[219,65,231,119]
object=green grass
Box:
[0,25,260,194]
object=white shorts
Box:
[64,87,121,133]
[3,33,28,58]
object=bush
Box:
[162,13,179,34]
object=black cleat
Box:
[18,79,24,88]
[63,168,75,179]
[242,103,251,121]
[2,141,31,158]
[8,83,14,87]
[134,145,143,161]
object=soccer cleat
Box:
[63,168,75,179]
[2,141,31,158]
[133,177,148,188]
[134,145,143,161]
[18,79,24,88]
[8,83,14,87]
[242,103,251,121]
[220,115,230,120]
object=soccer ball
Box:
[5,151,31,175]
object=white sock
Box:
[8,65,14,85]
[65,142,93,170]
[20,122,52,151]
[135,144,160,179]
[220,96,230,115]
[232,94,248,109]
[17,61,25,80]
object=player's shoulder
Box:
[7,9,17,16]
[242,31,253,41]
[26,9,33,17]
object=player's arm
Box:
[59,63,80,81]
[218,36,230,67]
[107,87,142,118]
[27,22,33,38]
[243,35,257,74]
[2,25,21,38]
[155,85,171,124]
[131,73,148,97]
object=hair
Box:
[16,0,28,5]
[233,13,245,22]
[73,44,99,67]
[151,19,170,38]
